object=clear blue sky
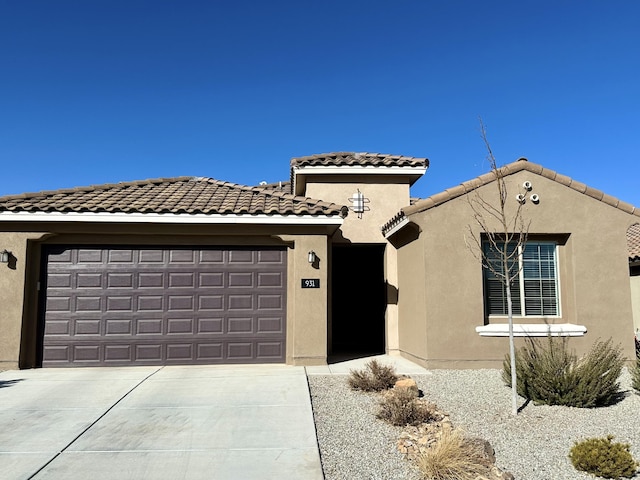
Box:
[1,1,639,206]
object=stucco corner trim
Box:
[475,323,587,337]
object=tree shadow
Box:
[517,399,530,413]
[0,379,24,389]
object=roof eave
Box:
[292,165,428,196]
[0,211,345,226]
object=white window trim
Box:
[476,323,586,337]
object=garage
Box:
[40,246,287,366]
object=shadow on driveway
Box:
[0,379,23,388]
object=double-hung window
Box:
[483,241,559,316]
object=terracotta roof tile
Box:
[0,177,348,218]
[383,158,640,235]
[629,223,640,262]
[290,152,429,169]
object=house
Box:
[0,153,637,369]
[629,223,640,334]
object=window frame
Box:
[484,240,561,318]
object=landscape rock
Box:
[394,377,419,396]
[394,381,514,480]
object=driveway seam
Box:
[304,366,326,480]
[27,366,164,479]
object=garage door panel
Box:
[139,272,165,288]
[169,250,196,263]
[77,273,103,288]
[137,318,163,335]
[77,249,105,263]
[108,249,134,263]
[228,250,253,263]
[198,295,223,311]
[42,246,286,366]
[75,319,101,335]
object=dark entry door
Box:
[331,244,386,354]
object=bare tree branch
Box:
[465,118,531,416]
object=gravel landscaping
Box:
[308,368,640,480]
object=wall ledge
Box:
[475,323,587,337]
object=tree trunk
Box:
[505,277,518,415]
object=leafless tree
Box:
[465,120,531,415]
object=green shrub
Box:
[569,435,638,479]
[502,337,624,407]
[376,388,439,426]
[347,359,398,392]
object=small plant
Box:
[376,388,439,426]
[415,428,489,480]
[347,359,398,392]
[633,335,640,394]
[569,435,638,479]
[502,336,625,407]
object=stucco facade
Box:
[0,153,638,369]
[389,163,639,367]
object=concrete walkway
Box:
[0,365,323,480]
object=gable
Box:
[383,159,639,238]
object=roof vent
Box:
[259,181,267,186]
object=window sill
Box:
[475,323,587,337]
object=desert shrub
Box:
[376,388,439,426]
[502,337,624,407]
[415,428,489,480]
[347,359,398,392]
[633,336,640,394]
[632,354,640,395]
[569,435,638,479]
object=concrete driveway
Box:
[0,365,324,480]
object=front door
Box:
[331,244,386,355]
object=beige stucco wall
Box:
[280,234,329,365]
[395,170,638,368]
[303,174,415,354]
[0,222,335,368]
[0,232,49,369]
[304,176,411,244]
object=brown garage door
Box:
[40,246,287,366]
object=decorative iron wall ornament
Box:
[348,189,370,219]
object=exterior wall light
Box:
[0,250,11,264]
[308,251,317,264]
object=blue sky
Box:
[1,1,639,206]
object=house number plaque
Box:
[301,279,320,288]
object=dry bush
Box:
[376,388,439,426]
[347,359,398,392]
[416,428,489,480]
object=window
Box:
[483,241,559,316]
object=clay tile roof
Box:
[0,177,347,218]
[628,223,640,262]
[383,158,640,236]
[290,152,429,169]
[404,159,639,218]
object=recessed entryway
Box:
[330,244,386,356]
